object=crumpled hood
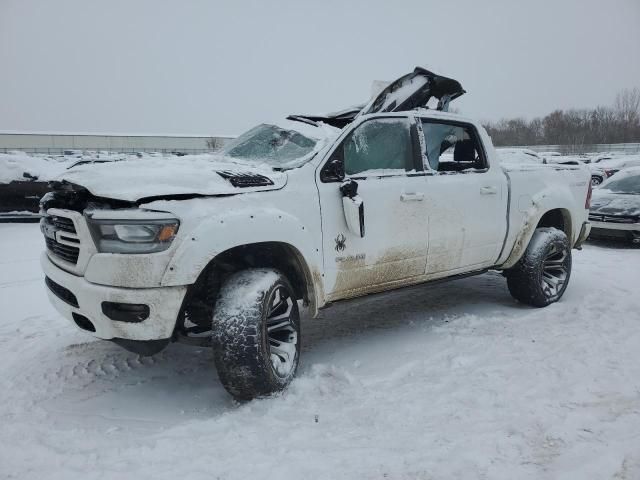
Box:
[56,155,287,202]
[590,190,640,216]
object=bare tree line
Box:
[206,137,227,151]
[484,87,640,147]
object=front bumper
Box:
[42,252,188,341]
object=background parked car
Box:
[0,152,71,221]
[1,152,152,221]
[496,148,545,165]
[589,155,640,186]
[588,166,640,244]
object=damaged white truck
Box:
[40,68,592,400]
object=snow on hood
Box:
[57,155,288,202]
[590,190,640,216]
[54,119,341,202]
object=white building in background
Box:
[0,131,234,155]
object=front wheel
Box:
[211,269,300,401]
[506,227,572,307]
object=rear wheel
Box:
[211,269,300,401]
[506,227,572,307]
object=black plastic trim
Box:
[45,276,79,308]
[72,313,95,332]
[101,302,150,323]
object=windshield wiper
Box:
[286,115,321,127]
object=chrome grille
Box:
[42,215,81,264]
[45,237,80,263]
[51,216,76,233]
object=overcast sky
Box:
[1,0,639,136]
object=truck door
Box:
[418,118,508,275]
[316,116,429,301]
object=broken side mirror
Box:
[320,156,344,183]
[340,179,365,238]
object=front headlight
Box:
[87,214,180,254]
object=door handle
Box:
[480,186,497,195]
[400,192,425,202]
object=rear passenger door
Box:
[419,118,508,275]
[316,116,430,300]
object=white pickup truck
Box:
[40,68,592,400]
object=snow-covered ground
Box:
[1,224,639,479]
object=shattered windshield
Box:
[222,124,318,168]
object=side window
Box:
[342,118,414,176]
[421,120,487,173]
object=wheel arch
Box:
[500,207,574,270]
[175,241,319,340]
[537,208,573,240]
[207,241,317,309]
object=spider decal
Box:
[335,233,346,252]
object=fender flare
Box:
[160,207,325,312]
[499,190,575,270]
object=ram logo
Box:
[335,233,346,252]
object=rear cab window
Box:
[420,119,488,173]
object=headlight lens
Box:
[87,217,179,254]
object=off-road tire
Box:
[506,227,572,307]
[211,268,300,401]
